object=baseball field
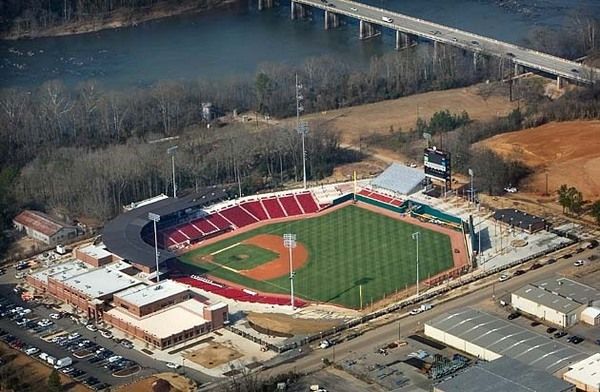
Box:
[180,204,456,308]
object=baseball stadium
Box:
[103,162,470,310]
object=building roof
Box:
[77,244,113,260]
[426,308,588,373]
[62,262,142,299]
[102,186,228,268]
[493,209,546,230]
[581,307,600,319]
[105,299,209,339]
[30,260,90,285]
[13,210,74,237]
[533,277,600,306]
[563,353,600,388]
[114,280,190,307]
[371,163,425,195]
[513,285,583,314]
[435,357,574,392]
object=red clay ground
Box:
[479,120,600,199]
[241,234,309,280]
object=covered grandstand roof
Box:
[493,208,547,232]
[102,187,228,268]
[371,163,425,195]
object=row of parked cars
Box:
[505,313,590,345]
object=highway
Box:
[292,0,599,84]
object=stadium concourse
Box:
[103,163,467,309]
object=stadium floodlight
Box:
[296,74,308,189]
[412,232,420,296]
[167,146,178,198]
[148,212,161,283]
[283,233,297,309]
[468,168,474,205]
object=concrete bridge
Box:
[265,0,599,86]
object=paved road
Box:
[262,246,600,379]
[293,0,599,83]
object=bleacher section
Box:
[358,189,404,207]
[158,192,322,249]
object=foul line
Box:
[210,242,241,256]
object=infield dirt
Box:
[479,120,600,199]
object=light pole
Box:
[167,145,178,198]
[412,232,420,296]
[296,74,308,189]
[148,212,161,283]
[283,233,297,309]
[468,168,474,205]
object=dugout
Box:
[493,209,547,233]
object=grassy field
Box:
[210,244,279,271]
[180,205,454,308]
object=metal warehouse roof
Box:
[371,163,425,195]
[426,308,589,373]
[564,353,600,388]
[435,357,574,392]
[533,277,600,306]
[513,285,583,313]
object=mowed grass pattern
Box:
[211,244,279,271]
[180,205,454,308]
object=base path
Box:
[241,234,309,280]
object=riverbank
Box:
[1,0,241,41]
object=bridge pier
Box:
[359,20,380,40]
[324,10,340,30]
[556,76,564,89]
[291,1,307,20]
[257,0,273,11]
[395,31,416,50]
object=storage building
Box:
[13,210,78,246]
[580,307,600,326]
[562,354,600,392]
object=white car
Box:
[20,308,32,315]
[67,332,80,340]
[108,355,123,363]
[49,313,61,320]
[498,274,510,282]
[165,362,181,369]
[409,308,423,316]
[504,187,518,193]
[25,347,40,355]
[350,6,357,11]
[574,260,585,267]
[100,330,113,339]
[86,324,98,332]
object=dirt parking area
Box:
[480,120,600,199]
[183,341,242,369]
[289,367,384,392]
[247,312,343,336]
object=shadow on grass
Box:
[325,277,374,304]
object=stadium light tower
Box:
[468,168,474,206]
[283,233,297,309]
[296,74,308,189]
[148,212,161,283]
[412,232,420,296]
[167,145,179,198]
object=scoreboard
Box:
[424,147,451,185]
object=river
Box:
[1,0,598,89]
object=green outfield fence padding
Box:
[407,201,463,226]
[332,193,354,205]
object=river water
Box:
[1,0,598,88]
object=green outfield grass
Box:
[210,244,279,271]
[180,205,455,308]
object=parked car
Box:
[514,270,526,276]
[574,260,585,267]
[546,258,557,265]
[498,274,510,282]
[507,312,520,320]
[554,331,568,338]
[530,321,541,327]
[529,263,542,270]
[166,362,180,369]
[49,313,62,320]
[86,324,98,332]
[99,330,113,339]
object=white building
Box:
[580,307,600,326]
[563,354,600,392]
[511,278,600,328]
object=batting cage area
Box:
[180,204,458,309]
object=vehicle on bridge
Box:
[381,16,393,23]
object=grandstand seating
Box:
[241,201,268,220]
[218,205,258,228]
[156,191,323,248]
[279,195,303,216]
[262,198,286,219]
[358,188,403,207]
[296,192,319,213]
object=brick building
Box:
[74,244,115,267]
